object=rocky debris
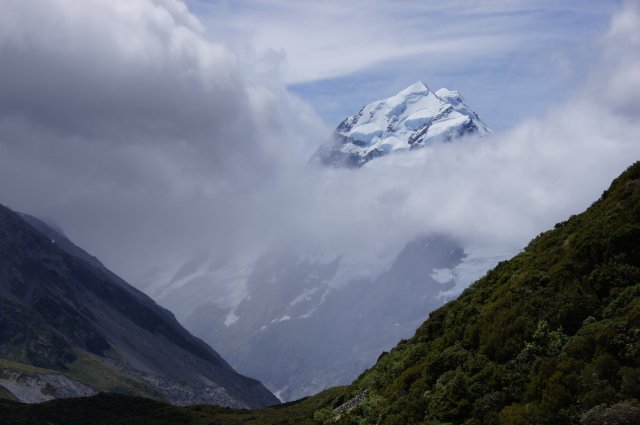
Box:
[0,370,97,403]
[334,390,369,417]
[138,373,246,408]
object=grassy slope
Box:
[65,351,162,399]
[0,358,57,375]
[1,161,639,424]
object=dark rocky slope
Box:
[0,205,278,408]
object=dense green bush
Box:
[334,162,640,425]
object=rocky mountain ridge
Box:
[0,205,278,408]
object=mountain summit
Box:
[312,81,490,167]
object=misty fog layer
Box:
[1,0,639,400]
[0,0,637,282]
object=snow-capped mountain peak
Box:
[312,81,491,167]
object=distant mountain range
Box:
[133,234,483,401]
[312,81,490,167]
[184,235,472,401]
[0,205,278,408]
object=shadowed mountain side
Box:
[0,206,278,408]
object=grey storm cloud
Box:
[0,0,639,292]
[0,0,325,276]
[0,0,318,190]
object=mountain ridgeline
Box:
[1,158,638,424]
[0,206,278,408]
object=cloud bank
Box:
[0,0,326,278]
[0,0,638,299]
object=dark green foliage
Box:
[0,387,346,425]
[580,399,640,425]
[0,394,195,425]
[334,161,640,424]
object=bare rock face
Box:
[0,369,97,403]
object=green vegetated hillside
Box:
[334,161,640,424]
[2,161,640,424]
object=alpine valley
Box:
[1,0,639,424]
[2,158,638,425]
[134,83,503,401]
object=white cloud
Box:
[190,0,619,84]
[0,0,637,304]
[596,0,640,119]
[0,0,326,276]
